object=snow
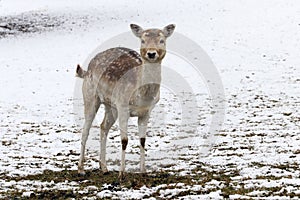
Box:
[1,0,300,198]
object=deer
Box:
[76,24,175,179]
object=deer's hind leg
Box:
[78,84,100,175]
[100,105,117,173]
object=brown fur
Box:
[77,24,175,178]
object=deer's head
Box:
[130,24,175,63]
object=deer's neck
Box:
[140,62,162,85]
[134,61,161,105]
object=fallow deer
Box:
[76,24,175,179]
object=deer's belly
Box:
[129,98,159,117]
[129,107,149,117]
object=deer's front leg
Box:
[138,113,150,173]
[118,108,129,179]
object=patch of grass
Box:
[2,169,191,189]
[0,169,194,199]
[251,162,299,171]
[3,189,79,200]
[1,163,300,199]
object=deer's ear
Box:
[130,24,144,38]
[163,24,175,38]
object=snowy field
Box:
[0,0,299,199]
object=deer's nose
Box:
[147,52,156,59]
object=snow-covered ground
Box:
[0,0,299,199]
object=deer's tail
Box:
[76,64,87,78]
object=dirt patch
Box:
[2,163,299,199]
[0,12,62,38]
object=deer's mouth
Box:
[141,48,160,62]
[146,50,158,62]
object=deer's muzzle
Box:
[141,48,162,62]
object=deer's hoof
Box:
[118,171,126,180]
[140,172,147,177]
[140,168,146,174]
[78,171,86,176]
[78,168,86,176]
[102,169,109,175]
[101,165,109,174]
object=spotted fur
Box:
[77,24,175,179]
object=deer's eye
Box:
[141,39,145,44]
[160,39,165,44]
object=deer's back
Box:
[85,47,143,107]
[88,47,142,83]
